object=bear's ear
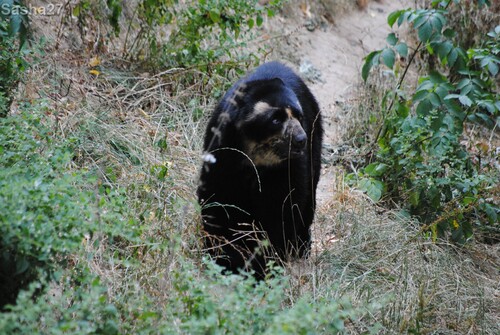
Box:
[244,77,285,91]
[266,77,285,86]
[239,77,285,101]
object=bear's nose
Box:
[292,132,307,150]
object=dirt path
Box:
[282,0,411,203]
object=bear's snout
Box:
[285,118,307,152]
[291,129,307,150]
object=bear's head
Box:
[229,78,308,167]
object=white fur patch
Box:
[253,101,272,116]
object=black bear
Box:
[197,61,323,279]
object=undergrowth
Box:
[0,0,30,116]
[0,0,499,334]
[350,0,499,243]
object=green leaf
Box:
[209,10,220,23]
[429,70,445,84]
[396,101,410,117]
[256,15,263,27]
[409,190,420,207]
[381,48,395,69]
[436,40,453,61]
[416,78,434,91]
[388,10,403,27]
[482,203,498,224]
[417,22,432,42]
[447,48,458,67]
[358,178,384,202]
[487,61,499,76]
[73,5,81,17]
[444,93,461,101]
[395,42,408,58]
[413,89,429,102]
[472,78,487,89]
[458,95,473,107]
[416,98,433,116]
[412,14,427,29]
[430,13,444,33]
[364,163,389,177]
[477,100,497,114]
[443,28,456,38]
[428,92,441,107]
[386,33,398,46]
[362,50,381,82]
[456,78,471,91]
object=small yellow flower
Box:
[89,56,101,67]
[451,220,459,229]
[89,69,101,76]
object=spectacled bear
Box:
[197,61,323,279]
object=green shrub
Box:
[71,0,282,69]
[0,253,369,334]
[351,0,499,242]
[0,0,30,117]
[167,0,281,67]
[0,101,140,308]
[0,273,121,335]
[152,260,362,335]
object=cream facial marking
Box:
[236,101,277,128]
[245,137,286,166]
[253,101,272,116]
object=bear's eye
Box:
[272,117,282,125]
[271,111,286,125]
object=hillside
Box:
[1,0,499,334]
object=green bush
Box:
[166,260,359,335]
[0,274,121,335]
[0,254,367,334]
[0,0,30,117]
[0,101,140,308]
[351,0,499,242]
[166,0,281,67]
[71,0,282,70]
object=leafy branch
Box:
[351,0,499,242]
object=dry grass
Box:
[14,1,499,333]
[286,178,500,334]
[18,48,215,287]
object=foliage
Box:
[352,0,499,242]
[0,253,364,334]
[0,0,30,117]
[166,260,365,335]
[0,97,363,333]
[65,0,282,85]
[124,0,282,71]
[0,101,140,308]
[0,274,121,335]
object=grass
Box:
[43,59,496,333]
[1,1,499,334]
[307,183,499,333]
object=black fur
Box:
[197,61,323,279]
